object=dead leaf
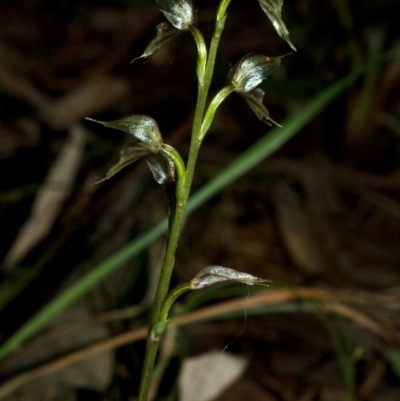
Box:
[0,300,113,401]
[4,124,87,268]
[179,351,248,401]
[273,182,325,274]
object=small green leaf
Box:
[132,23,182,62]
[86,115,162,152]
[240,88,281,127]
[156,0,196,30]
[96,144,150,183]
[190,266,272,289]
[227,53,281,93]
[257,0,296,51]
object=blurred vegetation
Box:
[0,0,400,400]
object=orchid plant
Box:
[88,0,295,399]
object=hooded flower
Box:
[133,0,197,62]
[227,53,283,126]
[156,0,196,30]
[228,53,281,93]
[86,115,175,184]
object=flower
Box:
[228,53,281,93]
[190,266,272,289]
[227,53,283,126]
[156,0,197,30]
[133,0,197,62]
[86,115,176,184]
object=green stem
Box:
[161,144,187,203]
[137,3,234,400]
[160,283,192,322]
[217,0,233,22]
[200,85,235,140]
[137,198,186,401]
[160,143,187,236]
[189,25,207,84]
[184,1,230,196]
[137,147,186,401]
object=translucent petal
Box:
[147,155,167,185]
[240,89,281,127]
[190,266,272,289]
[96,144,149,183]
[147,151,176,185]
[156,0,196,30]
[258,0,296,51]
[86,115,162,151]
[227,53,281,93]
[132,23,182,62]
[159,151,176,183]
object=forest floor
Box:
[1,1,400,400]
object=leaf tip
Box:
[94,176,108,184]
[130,55,145,64]
[86,117,104,126]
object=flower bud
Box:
[190,266,272,289]
[156,0,197,30]
[227,53,281,93]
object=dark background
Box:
[1,0,400,400]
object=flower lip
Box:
[240,88,282,127]
[147,152,176,185]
